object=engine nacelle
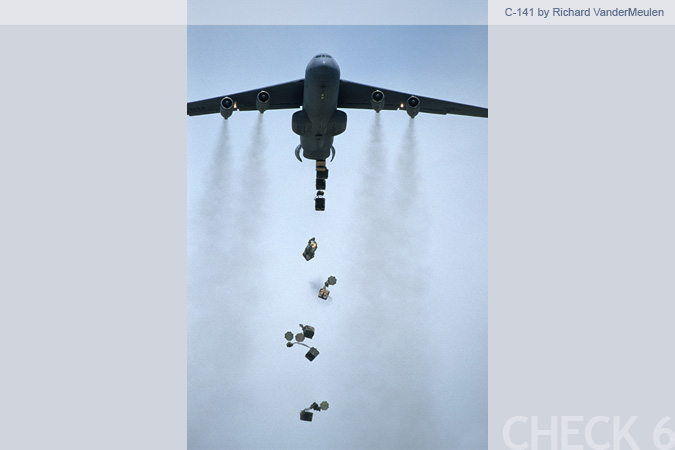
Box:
[256,90,270,113]
[371,90,385,113]
[220,97,234,120]
[405,96,420,118]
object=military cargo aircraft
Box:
[187,53,488,164]
[187,54,487,208]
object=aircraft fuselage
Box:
[295,54,344,161]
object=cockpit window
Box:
[315,54,332,59]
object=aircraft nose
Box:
[306,54,340,79]
[316,57,339,76]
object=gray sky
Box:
[188,26,487,449]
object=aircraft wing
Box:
[187,79,305,116]
[337,80,488,118]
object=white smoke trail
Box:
[394,119,420,214]
[188,121,244,449]
[387,118,437,448]
[192,121,233,258]
[233,113,268,242]
[331,115,437,449]
[188,115,271,449]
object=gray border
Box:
[0,25,186,450]
[489,24,675,449]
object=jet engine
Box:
[256,90,270,113]
[405,96,420,118]
[371,90,385,113]
[220,97,234,119]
